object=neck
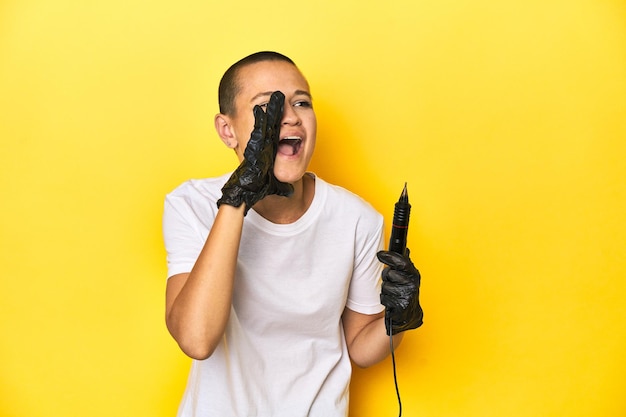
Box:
[252,173,315,224]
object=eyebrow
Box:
[250,90,312,103]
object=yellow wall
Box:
[1,0,625,415]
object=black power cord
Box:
[388,316,402,417]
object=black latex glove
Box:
[377,249,423,336]
[217,91,294,215]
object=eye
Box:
[293,100,312,108]
[259,102,269,110]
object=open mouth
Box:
[278,136,302,156]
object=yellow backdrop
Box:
[1,0,625,416]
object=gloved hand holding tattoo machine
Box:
[377,184,423,336]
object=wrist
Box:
[218,202,246,216]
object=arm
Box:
[166,204,245,360]
[342,249,423,368]
[342,308,404,368]
[165,91,291,360]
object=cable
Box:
[388,316,402,417]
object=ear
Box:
[214,113,237,148]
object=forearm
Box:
[342,308,402,368]
[346,313,405,368]
[166,204,245,360]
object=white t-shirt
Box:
[163,173,385,417]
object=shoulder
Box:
[315,175,383,227]
[317,176,380,214]
[163,173,232,227]
[165,174,231,206]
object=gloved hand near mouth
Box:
[217,91,294,215]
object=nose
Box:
[281,103,301,126]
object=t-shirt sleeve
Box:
[162,194,207,279]
[345,213,385,315]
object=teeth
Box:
[281,136,302,141]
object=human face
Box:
[228,60,317,184]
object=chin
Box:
[273,167,306,185]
